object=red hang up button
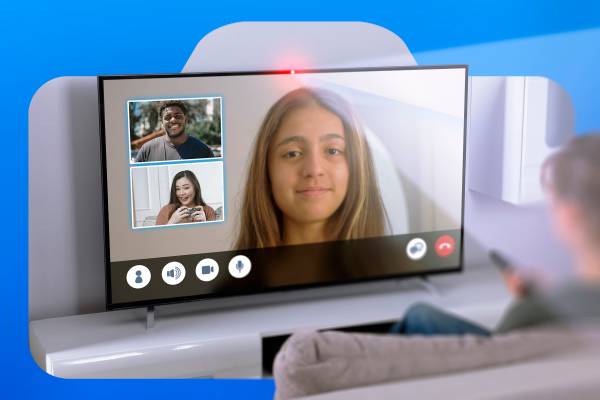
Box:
[435,235,456,257]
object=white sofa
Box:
[273,328,600,400]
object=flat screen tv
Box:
[98,65,468,310]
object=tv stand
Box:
[146,306,155,330]
[417,276,441,297]
[29,266,510,378]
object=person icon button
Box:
[126,265,151,289]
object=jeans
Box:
[390,302,492,337]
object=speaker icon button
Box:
[126,265,151,289]
[228,255,251,279]
[161,261,186,285]
[196,258,219,282]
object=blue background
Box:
[8,1,600,398]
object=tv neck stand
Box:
[146,306,155,330]
[417,276,441,297]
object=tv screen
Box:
[98,65,468,310]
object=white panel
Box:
[29,77,105,320]
[468,76,574,205]
[520,77,574,203]
[501,77,525,203]
[131,167,163,226]
[467,77,506,200]
[158,167,170,205]
[183,22,416,72]
[147,167,161,212]
[131,168,150,210]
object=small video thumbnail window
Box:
[130,162,224,229]
[128,97,222,163]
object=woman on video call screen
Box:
[236,87,389,250]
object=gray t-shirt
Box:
[134,135,214,162]
[496,282,600,333]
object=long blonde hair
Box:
[235,87,387,249]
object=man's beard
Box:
[165,126,185,138]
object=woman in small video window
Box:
[235,87,388,249]
[156,170,216,225]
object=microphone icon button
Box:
[228,255,251,279]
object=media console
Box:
[30,266,510,378]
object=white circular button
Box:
[195,258,219,282]
[161,261,186,285]
[126,265,151,289]
[228,255,251,279]
[406,238,427,260]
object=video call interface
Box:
[99,66,468,309]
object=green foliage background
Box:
[128,98,222,147]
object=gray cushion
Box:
[273,329,576,399]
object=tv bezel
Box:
[98,64,469,311]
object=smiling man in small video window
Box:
[134,100,214,162]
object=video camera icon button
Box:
[196,258,219,282]
[228,255,251,279]
[161,261,186,285]
[126,265,151,289]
